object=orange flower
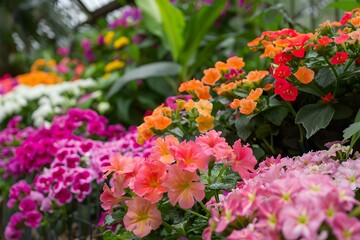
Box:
[194,100,213,116]
[201,68,221,85]
[179,79,203,92]
[245,70,269,82]
[154,116,172,130]
[226,56,245,70]
[161,107,172,117]
[263,83,273,91]
[137,124,154,144]
[213,82,236,95]
[176,99,186,110]
[194,85,212,100]
[215,61,229,71]
[230,98,241,109]
[247,36,264,50]
[17,71,62,86]
[247,88,263,101]
[184,99,196,112]
[294,66,314,84]
[260,44,282,59]
[239,98,257,115]
[151,135,179,164]
[351,17,360,27]
[196,115,214,133]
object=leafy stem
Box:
[323,55,339,97]
[184,209,208,220]
[284,101,304,151]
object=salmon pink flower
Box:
[334,34,349,44]
[133,161,168,203]
[330,52,348,64]
[231,140,257,179]
[102,154,135,178]
[195,130,232,162]
[163,164,205,209]
[123,196,162,238]
[175,140,209,171]
[150,135,179,164]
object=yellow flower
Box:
[104,31,115,45]
[114,36,130,49]
[104,60,125,72]
[196,115,214,133]
[194,100,213,116]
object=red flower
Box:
[340,12,353,25]
[334,34,349,44]
[330,52,348,65]
[273,64,292,80]
[274,79,298,101]
[318,36,333,47]
[292,48,306,58]
[321,93,334,103]
[274,52,292,64]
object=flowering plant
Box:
[138,8,360,157]
[101,129,360,239]
[0,108,154,240]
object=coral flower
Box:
[151,135,179,164]
[215,61,229,71]
[102,154,135,178]
[123,197,162,238]
[179,79,203,92]
[196,115,215,133]
[294,66,314,84]
[247,88,263,101]
[239,98,257,115]
[195,130,232,162]
[350,17,360,27]
[231,140,257,179]
[163,164,205,209]
[194,85,212,100]
[153,115,172,130]
[334,34,350,44]
[175,140,209,171]
[330,52,348,64]
[201,68,221,85]
[133,161,168,203]
[318,36,333,46]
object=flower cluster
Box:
[205,146,360,240]
[2,108,154,240]
[0,78,95,126]
[0,74,18,95]
[101,130,258,238]
[107,6,142,29]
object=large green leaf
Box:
[235,114,254,141]
[180,0,227,68]
[107,62,182,98]
[315,67,336,88]
[295,103,335,139]
[343,108,360,149]
[155,0,185,61]
[263,106,289,126]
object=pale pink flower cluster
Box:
[205,151,360,240]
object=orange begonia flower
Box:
[194,86,212,100]
[239,98,257,115]
[179,79,203,92]
[245,70,269,82]
[226,56,245,70]
[294,66,314,84]
[196,115,215,133]
[201,68,221,85]
[247,88,263,101]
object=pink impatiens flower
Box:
[231,140,257,179]
[175,140,209,172]
[163,164,205,209]
[123,196,162,238]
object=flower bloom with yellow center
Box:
[104,60,125,72]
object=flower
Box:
[330,52,348,64]
[123,196,162,238]
[231,140,257,179]
[163,164,205,209]
[175,140,209,171]
[201,68,221,85]
[294,66,314,84]
[113,36,130,49]
[104,60,125,72]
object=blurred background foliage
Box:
[0,0,357,126]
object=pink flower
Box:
[102,154,135,178]
[150,135,178,164]
[19,197,37,212]
[231,140,257,179]
[133,160,168,203]
[280,201,325,240]
[24,210,42,228]
[334,159,360,190]
[175,140,209,172]
[334,34,350,44]
[123,197,162,238]
[100,175,129,214]
[195,130,232,162]
[332,213,360,240]
[163,164,205,209]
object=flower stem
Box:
[213,164,228,183]
[162,220,186,236]
[198,201,210,215]
[285,101,305,151]
[184,209,208,220]
[262,138,276,155]
[323,55,339,97]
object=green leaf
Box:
[235,114,254,141]
[255,123,272,138]
[328,1,360,11]
[343,122,360,140]
[295,103,335,139]
[207,182,235,190]
[180,0,227,67]
[297,85,323,97]
[155,0,185,61]
[333,104,353,120]
[263,106,289,126]
[315,67,336,88]
[107,62,182,98]
[115,97,133,123]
